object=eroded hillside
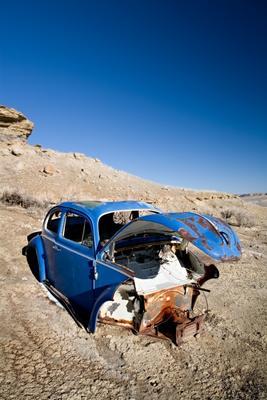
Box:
[0,106,266,400]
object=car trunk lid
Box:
[101,212,241,262]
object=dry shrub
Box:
[0,190,50,209]
[220,207,255,227]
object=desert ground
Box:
[0,106,266,399]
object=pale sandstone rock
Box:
[0,106,34,143]
[73,152,85,160]
[11,145,24,156]
[42,165,58,175]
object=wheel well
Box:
[26,247,40,280]
[27,231,41,243]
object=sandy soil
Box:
[0,201,266,400]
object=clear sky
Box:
[0,1,266,193]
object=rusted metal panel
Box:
[98,283,207,345]
[176,314,205,345]
[139,285,206,345]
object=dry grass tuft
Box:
[220,207,255,227]
[0,190,50,209]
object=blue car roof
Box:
[58,200,159,220]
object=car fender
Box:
[27,235,46,282]
[88,284,122,333]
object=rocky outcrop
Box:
[0,106,34,143]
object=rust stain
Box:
[178,228,197,242]
[197,216,219,235]
[98,316,134,329]
[200,237,213,251]
[185,220,201,236]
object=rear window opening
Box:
[63,212,93,248]
[46,210,62,234]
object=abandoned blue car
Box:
[24,200,242,345]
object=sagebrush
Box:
[0,190,50,209]
[221,207,255,227]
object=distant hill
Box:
[0,105,236,212]
[240,193,267,207]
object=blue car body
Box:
[25,200,241,345]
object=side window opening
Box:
[63,212,93,248]
[81,220,93,248]
[46,210,62,234]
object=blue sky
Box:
[0,1,266,193]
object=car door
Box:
[53,210,95,313]
[42,208,64,285]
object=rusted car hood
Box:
[105,212,241,262]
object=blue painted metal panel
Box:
[102,212,241,262]
[47,208,96,311]
[54,238,95,311]
[88,260,130,332]
[59,200,159,220]
[27,235,46,281]
[41,206,67,284]
[168,212,241,261]
[55,201,159,252]
[88,284,121,333]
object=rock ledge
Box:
[0,105,34,143]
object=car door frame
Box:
[53,207,97,313]
[42,206,65,286]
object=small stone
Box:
[11,146,23,156]
[149,379,158,387]
[43,164,58,175]
[73,152,85,160]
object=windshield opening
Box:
[98,210,157,246]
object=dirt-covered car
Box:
[23,200,241,345]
